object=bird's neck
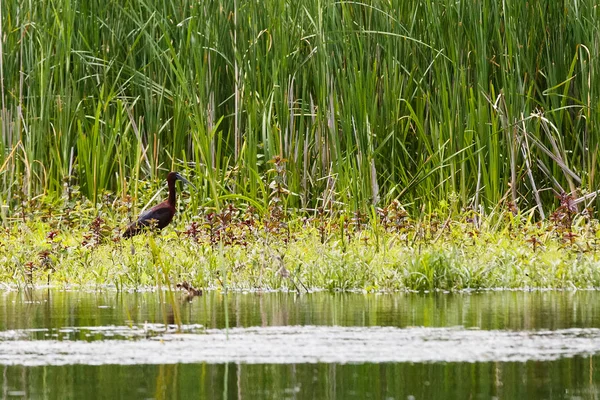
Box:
[168,180,177,207]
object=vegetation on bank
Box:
[0,0,599,216]
[1,174,600,291]
[1,0,600,290]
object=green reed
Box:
[0,0,599,216]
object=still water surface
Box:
[1,289,599,399]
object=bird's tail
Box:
[122,222,139,238]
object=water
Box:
[1,289,600,399]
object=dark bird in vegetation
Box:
[122,172,195,238]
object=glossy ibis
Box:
[122,172,195,238]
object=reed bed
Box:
[0,0,598,218]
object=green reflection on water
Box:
[2,359,600,399]
[2,290,600,332]
[1,290,600,398]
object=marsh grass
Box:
[0,0,599,216]
[2,188,600,292]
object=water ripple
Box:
[1,326,600,366]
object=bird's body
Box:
[122,172,194,238]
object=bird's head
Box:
[167,171,197,190]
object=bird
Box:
[122,171,196,238]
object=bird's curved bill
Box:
[175,173,197,190]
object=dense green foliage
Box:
[1,0,599,216]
